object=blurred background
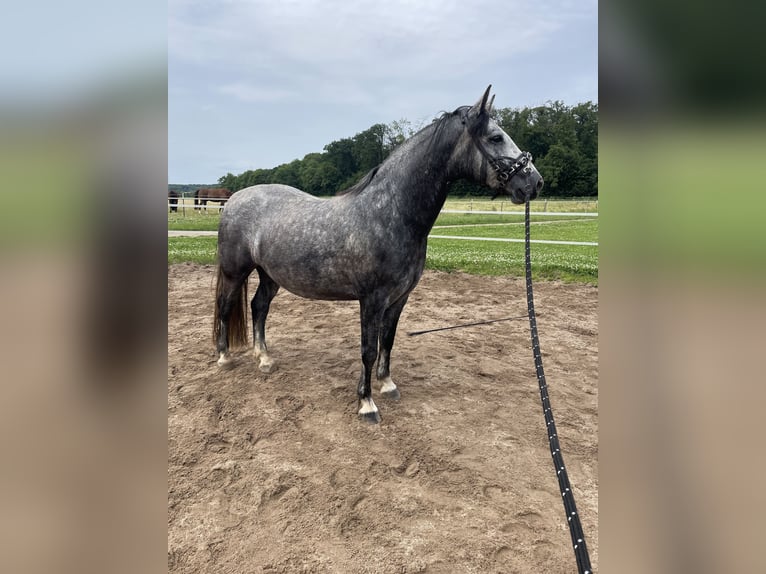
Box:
[1,0,764,572]
[0,2,166,573]
[600,0,766,572]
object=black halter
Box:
[487,150,533,183]
[464,111,533,191]
[479,144,533,199]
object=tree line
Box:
[216,101,597,198]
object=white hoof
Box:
[379,376,398,394]
[258,356,274,373]
[255,349,274,373]
[217,352,233,367]
[358,397,378,415]
[358,397,381,424]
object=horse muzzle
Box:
[487,151,543,204]
[506,171,543,204]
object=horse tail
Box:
[212,264,249,349]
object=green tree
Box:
[299,153,341,195]
[272,160,302,188]
[213,100,598,199]
[384,119,416,151]
[352,123,386,172]
[536,143,584,197]
[218,172,237,192]
[323,138,357,184]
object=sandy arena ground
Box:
[168,263,598,573]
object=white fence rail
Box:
[440,209,597,217]
[168,202,599,247]
[169,201,597,217]
[428,235,597,246]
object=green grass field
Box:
[600,124,766,279]
[168,236,219,264]
[168,210,222,231]
[168,198,598,283]
[433,217,597,243]
[167,198,597,231]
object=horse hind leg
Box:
[376,296,409,401]
[213,266,251,367]
[251,268,280,373]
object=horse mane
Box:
[335,105,479,198]
[427,106,471,152]
[336,165,381,197]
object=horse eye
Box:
[489,135,504,143]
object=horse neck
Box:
[378,116,467,234]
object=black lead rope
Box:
[406,315,527,337]
[525,198,593,574]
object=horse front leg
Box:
[357,299,383,424]
[376,295,409,401]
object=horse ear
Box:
[471,85,493,116]
[488,94,495,113]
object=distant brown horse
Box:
[168,189,179,212]
[194,188,233,211]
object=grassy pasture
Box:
[168,198,598,283]
[168,211,222,231]
[167,198,597,231]
[433,215,598,243]
[425,239,598,282]
[442,197,598,214]
[168,236,219,265]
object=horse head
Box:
[463,85,543,204]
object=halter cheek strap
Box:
[465,113,533,185]
[479,153,488,184]
[474,136,533,183]
[477,141,533,199]
[492,151,533,182]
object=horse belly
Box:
[256,246,362,301]
[265,265,360,300]
[239,193,420,301]
[256,236,419,302]
[283,280,357,301]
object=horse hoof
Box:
[359,411,381,424]
[381,388,401,401]
[217,354,233,368]
[258,361,274,374]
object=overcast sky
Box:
[169,0,597,184]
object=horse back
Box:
[218,184,423,301]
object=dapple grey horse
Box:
[213,86,543,423]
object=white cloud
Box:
[217,83,298,103]
[169,0,597,181]
[170,0,582,115]
[170,0,576,78]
